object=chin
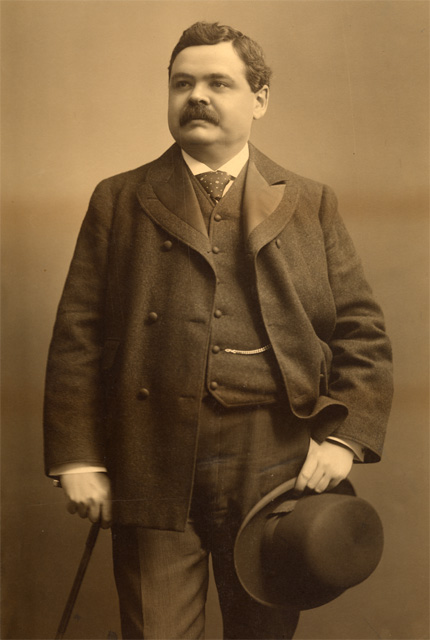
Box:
[178,131,215,147]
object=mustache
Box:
[179,103,220,127]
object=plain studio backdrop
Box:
[1,1,428,639]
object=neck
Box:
[179,141,248,170]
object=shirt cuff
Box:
[325,437,365,462]
[49,463,108,476]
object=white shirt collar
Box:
[181,144,250,178]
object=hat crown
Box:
[234,479,384,611]
[262,493,384,608]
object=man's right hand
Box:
[60,472,112,529]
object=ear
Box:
[253,85,269,120]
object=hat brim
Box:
[234,477,356,609]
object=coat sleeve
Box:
[43,181,114,474]
[313,185,393,461]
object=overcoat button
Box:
[212,345,220,354]
[148,312,158,323]
[210,381,218,390]
[138,388,150,399]
[214,309,222,318]
[212,246,220,254]
[162,240,173,251]
[276,238,282,248]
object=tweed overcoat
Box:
[44,143,393,530]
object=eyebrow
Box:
[170,72,236,83]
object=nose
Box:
[188,83,210,105]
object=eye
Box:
[211,81,229,89]
[173,80,191,90]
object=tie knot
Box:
[196,170,232,201]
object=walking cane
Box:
[55,522,101,640]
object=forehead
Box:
[171,41,248,80]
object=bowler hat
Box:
[234,478,383,610]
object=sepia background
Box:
[2,1,428,638]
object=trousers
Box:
[112,395,310,639]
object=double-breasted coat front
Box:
[43,144,393,530]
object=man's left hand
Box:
[295,438,354,494]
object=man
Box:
[44,22,393,639]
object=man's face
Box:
[168,41,268,161]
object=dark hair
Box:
[168,22,272,92]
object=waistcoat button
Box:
[212,246,220,254]
[147,312,158,323]
[162,240,173,251]
[210,381,218,390]
[212,345,220,354]
[214,309,222,318]
[138,388,150,399]
[275,238,282,248]
[214,213,222,221]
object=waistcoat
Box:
[189,166,284,407]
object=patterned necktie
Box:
[196,170,233,201]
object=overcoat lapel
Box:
[136,145,215,268]
[137,143,301,260]
[243,145,301,254]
